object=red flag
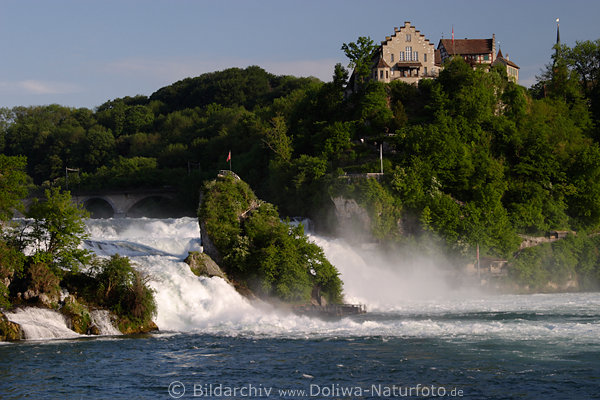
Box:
[452,25,454,45]
[226,151,231,162]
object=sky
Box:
[1,0,599,110]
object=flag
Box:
[226,151,231,162]
[452,25,454,45]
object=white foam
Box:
[90,310,121,335]
[82,218,600,342]
[309,234,479,310]
[3,308,81,340]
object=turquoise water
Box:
[1,218,599,399]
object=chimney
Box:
[506,53,509,61]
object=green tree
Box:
[0,108,16,152]
[0,241,25,308]
[341,36,376,83]
[263,115,292,162]
[332,63,349,90]
[124,105,154,134]
[565,39,600,100]
[25,187,90,271]
[0,155,30,221]
[83,125,115,169]
[355,80,394,133]
[564,39,600,128]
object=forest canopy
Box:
[2,37,600,289]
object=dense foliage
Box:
[2,38,600,290]
[0,154,30,220]
[63,254,157,332]
[199,175,342,303]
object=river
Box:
[1,217,599,399]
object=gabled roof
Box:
[375,57,390,68]
[439,38,493,55]
[493,49,520,69]
[505,58,519,69]
[493,57,520,69]
[380,21,435,48]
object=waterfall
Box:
[83,217,372,337]
[3,308,81,340]
[84,218,260,332]
[90,310,121,336]
[6,217,599,342]
[308,235,465,310]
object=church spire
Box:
[553,18,561,69]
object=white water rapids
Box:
[4,217,600,342]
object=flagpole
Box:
[452,25,455,56]
[477,243,480,282]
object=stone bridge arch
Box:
[72,189,177,218]
[82,197,116,218]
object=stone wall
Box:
[331,196,374,243]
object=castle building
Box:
[437,34,520,83]
[364,22,519,86]
[437,35,497,66]
[370,21,439,85]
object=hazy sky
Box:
[1,0,599,109]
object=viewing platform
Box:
[292,303,367,319]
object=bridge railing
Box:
[218,170,241,180]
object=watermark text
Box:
[168,381,464,398]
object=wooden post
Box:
[477,243,480,281]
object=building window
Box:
[424,67,428,75]
[386,70,389,79]
[414,51,418,61]
[399,52,404,62]
[380,70,384,79]
[484,54,489,61]
[406,34,411,42]
[405,46,412,61]
[424,53,427,62]
[391,53,394,63]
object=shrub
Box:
[0,240,25,308]
[94,255,156,326]
[24,260,61,301]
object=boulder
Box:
[89,325,101,336]
[184,251,228,281]
[60,295,91,334]
[199,220,223,266]
[118,319,158,335]
[0,312,23,341]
